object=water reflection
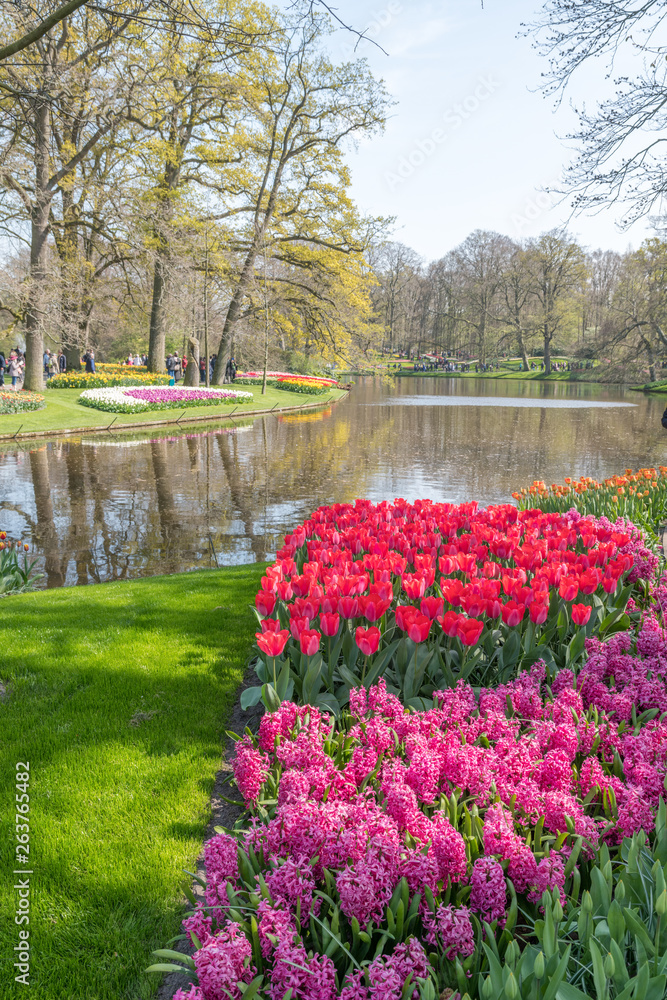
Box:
[2,377,667,587]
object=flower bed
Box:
[154,641,667,1000]
[48,371,169,389]
[148,494,667,1000]
[513,467,667,546]
[78,386,254,413]
[275,377,330,395]
[243,499,652,714]
[235,371,338,391]
[0,389,45,414]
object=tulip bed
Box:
[149,496,667,1000]
[235,371,338,392]
[48,370,169,389]
[513,468,667,547]
[0,389,45,414]
[78,386,254,413]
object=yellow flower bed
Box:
[47,371,169,389]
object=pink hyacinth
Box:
[470,856,507,924]
[528,852,567,905]
[265,857,318,926]
[232,736,269,805]
[193,921,255,1000]
[422,903,475,958]
[203,832,239,909]
[173,987,205,1000]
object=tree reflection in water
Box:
[1,378,666,587]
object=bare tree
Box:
[528,1,667,225]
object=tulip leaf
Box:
[240,685,264,711]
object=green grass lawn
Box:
[0,566,264,1000]
[0,386,345,437]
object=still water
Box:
[2,377,666,587]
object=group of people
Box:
[0,349,25,388]
[126,353,148,367]
[43,350,68,378]
[164,352,237,383]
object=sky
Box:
[313,0,654,264]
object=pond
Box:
[2,376,666,587]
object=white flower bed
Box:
[79,386,254,414]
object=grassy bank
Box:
[392,360,589,382]
[0,385,346,438]
[0,566,264,1000]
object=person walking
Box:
[83,348,96,373]
[58,349,66,372]
[48,352,58,379]
[0,351,5,386]
[8,352,23,389]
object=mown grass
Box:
[0,565,264,1000]
[0,385,345,437]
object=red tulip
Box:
[299,629,321,656]
[260,617,282,633]
[255,589,276,617]
[485,598,502,619]
[402,574,426,599]
[276,580,293,601]
[529,601,548,625]
[290,616,311,641]
[571,603,591,626]
[559,576,579,602]
[440,579,465,607]
[321,590,340,614]
[260,574,278,593]
[440,610,463,637]
[256,630,289,657]
[394,605,416,631]
[406,613,431,643]
[420,596,444,620]
[458,618,484,646]
[320,612,340,637]
[338,596,359,619]
[355,625,381,656]
[501,600,526,627]
[294,596,320,621]
[358,592,392,622]
[602,574,618,594]
[290,574,311,597]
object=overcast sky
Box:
[316,0,654,264]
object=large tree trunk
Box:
[24,98,52,391]
[515,325,529,371]
[148,250,169,372]
[184,336,199,385]
[147,161,179,373]
[211,246,259,384]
